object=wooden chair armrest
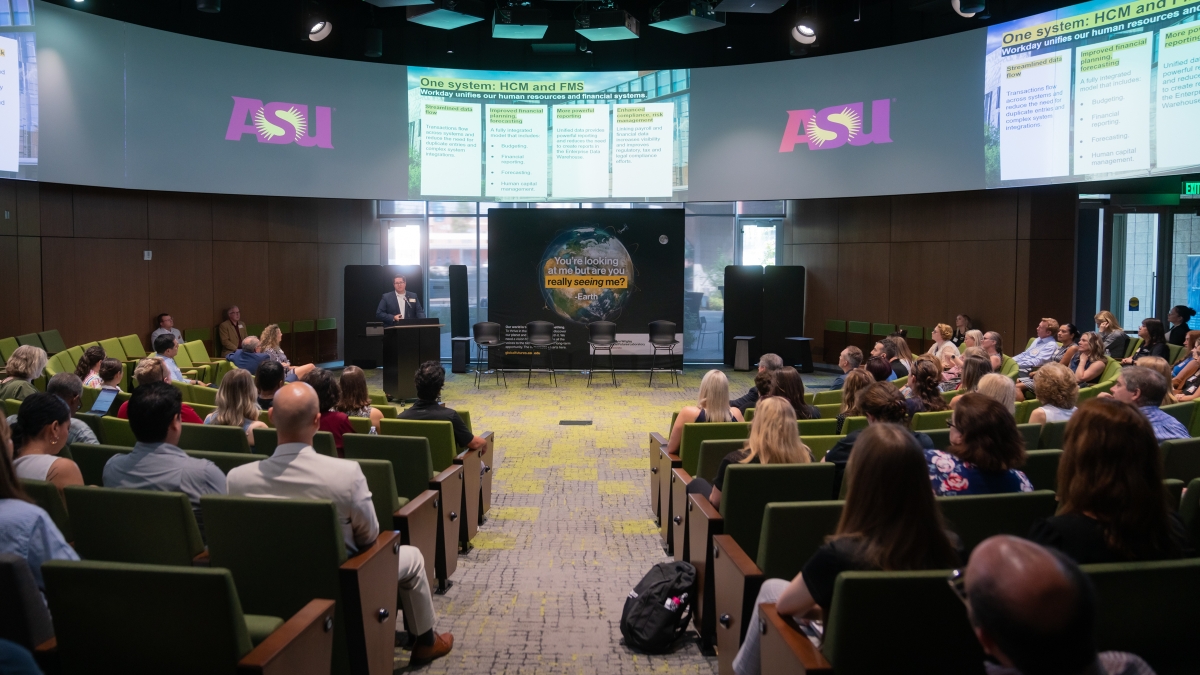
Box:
[340,530,400,571]
[34,637,56,654]
[759,603,832,674]
[430,463,463,488]
[672,467,693,486]
[396,489,439,519]
[480,430,496,468]
[395,489,440,588]
[713,534,761,577]
[192,550,211,566]
[238,599,336,675]
[650,432,668,447]
[664,449,682,465]
[689,491,721,523]
[338,531,400,675]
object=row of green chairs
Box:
[0,330,67,360]
[200,317,338,365]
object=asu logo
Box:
[778,99,892,152]
[225,97,333,149]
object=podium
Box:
[382,321,443,400]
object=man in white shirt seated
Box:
[150,313,183,346]
[1013,318,1061,376]
[225,382,453,663]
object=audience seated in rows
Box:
[74,345,106,389]
[225,336,271,374]
[685,396,811,509]
[830,346,862,391]
[1101,367,1188,442]
[1094,311,1128,360]
[730,353,783,413]
[203,369,267,447]
[1122,318,1169,365]
[1027,363,1078,424]
[665,369,745,454]
[903,358,949,416]
[1166,304,1196,346]
[301,368,354,455]
[226,382,453,663]
[1016,321,1079,401]
[834,369,873,435]
[0,346,47,401]
[927,394,1032,497]
[962,329,984,351]
[950,355,993,407]
[149,312,182,346]
[335,365,384,432]
[10,393,84,497]
[864,356,892,382]
[1136,356,1176,405]
[1072,332,1108,386]
[768,367,820,420]
[1013,318,1061,378]
[982,331,1005,372]
[733,423,961,675]
[155,334,203,387]
[255,360,286,410]
[116,358,203,424]
[104,382,227,537]
[871,339,907,379]
[1171,329,1200,388]
[259,323,316,381]
[926,323,954,357]
[951,314,973,347]
[398,361,488,453]
[0,415,79,596]
[1029,397,1195,564]
[977,373,1017,416]
[825,382,935,495]
[218,306,248,357]
[1175,340,1200,402]
[962,535,1156,675]
[938,342,965,388]
[888,336,916,377]
[7,374,100,447]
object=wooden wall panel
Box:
[73,187,148,239]
[947,190,1019,241]
[888,241,949,330]
[0,181,14,236]
[789,243,838,352]
[0,237,19,337]
[212,195,268,241]
[268,243,318,323]
[1029,187,1078,240]
[1026,239,1075,336]
[15,181,38,236]
[318,244,364,361]
[39,238,76,344]
[268,197,318,242]
[212,241,269,327]
[837,243,891,322]
[73,239,150,344]
[148,240,214,348]
[318,199,363,244]
[17,236,41,334]
[360,201,380,247]
[40,184,74,238]
[789,198,838,245]
[149,192,213,241]
[838,197,891,243]
[947,239,1017,350]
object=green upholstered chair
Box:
[98,337,128,362]
[118,334,147,360]
[1013,399,1042,424]
[911,410,952,431]
[695,439,745,485]
[20,479,73,542]
[347,416,372,434]
[999,354,1019,379]
[1165,479,1185,511]
[368,391,389,406]
[172,379,194,402]
[201,495,400,675]
[179,422,252,454]
[1099,356,1122,383]
[899,325,925,355]
[941,389,959,404]
[1085,558,1200,675]
[669,438,748,560]
[190,402,217,419]
[37,330,67,355]
[70,443,131,485]
[845,321,872,354]
[1017,422,1043,450]
[41,559,335,675]
[1160,401,1195,428]
[74,411,104,441]
[813,389,842,405]
[813,402,841,419]
[843,416,868,433]
[171,347,207,383]
[802,392,814,405]
[870,323,894,338]
[744,407,754,422]
[65,344,85,368]
[891,375,908,389]
[100,416,138,447]
[801,435,843,461]
[184,450,264,475]
[1181,477,1200,546]
[797,418,836,436]
[1022,449,1062,492]
[15,333,43,349]
[372,404,398,418]
[1169,343,1186,365]
[937,491,1057,556]
[690,463,837,649]
[1038,420,1068,449]
[0,336,19,362]
[712,499,844,673]
[924,428,952,450]
[64,486,207,565]
[349,457,440,591]
[1125,337,1143,358]
[1160,437,1200,483]
[317,318,338,364]
[342,433,463,592]
[823,319,847,365]
[41,352,67,377]
[190,383,218,405]
[656,421,750,554]
[3,398,21,416]
[251,428,337,458]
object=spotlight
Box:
[951,0,984,17]
[304,3,333,41]
[197,0,220,12]
[575,4,640,41]
[650,0,725,34]
[365,27,383,56]
[791,18,816,44]
[493,6,550,39]
[309,20,333,40]
[408,0,485,30]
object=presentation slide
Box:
[408,67,689,201]
[985,0,1200,187]
[0,25,38,179]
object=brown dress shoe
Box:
[410,632,453,663]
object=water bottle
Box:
[369,426,378,435]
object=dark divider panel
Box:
[763,266,806,367]
[344,265,424,369]
[449,265,469,338]
[723,266,765,367]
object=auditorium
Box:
[2,0,1200,672]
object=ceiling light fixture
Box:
[493,6,550,39]
[650,0,725,34]
[951,0,984,18]
[791,19,816,43]
[309,20,333,40]
[575,2,640,41]
[408,0,486,30]
[304,2,333,41]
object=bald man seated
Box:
[960,535,1154,675]
[225,382,454,663]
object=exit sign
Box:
[1186,181,1200,196]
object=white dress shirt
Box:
[225,442,379,554]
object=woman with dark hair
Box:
[0,414,79,595]
[1122,318,1169,365]
[98,358,125,391]
[10,393,83,496]
[767,367,820,420]
[951,314,973,347]
[926,394,1032,497]
[834,369,873,435]
[1029,398,1195,563]
[301,368,354,456]
[731,423,960,675]
[1167,305,1196,346]
[1172,330,1200,384]
[75,345,107,388]
[864,356,892,383]
[903,358,950,416]
[336,365,385,432]
[824,382,935,497]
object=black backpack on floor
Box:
[620,561,696,653]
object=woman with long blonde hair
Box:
[1095,310,1128,359]
[258,324,316,381]
[835,369,874,434]
[665,370,744,454]
[203,369,268,446]
[1072,331,1108,385]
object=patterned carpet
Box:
[360,365,837,674]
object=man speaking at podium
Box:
[376,274,426,325]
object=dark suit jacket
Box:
[376,291,426,325]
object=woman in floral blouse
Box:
[926,393,1033,496]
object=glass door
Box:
[1110,212,1160,330]
[1170,210,1200,315]
[739,219,779,266]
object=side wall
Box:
[0,180,382,359]
[781,185,1078,358]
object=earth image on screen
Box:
[538,226,634,325]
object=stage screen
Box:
[488,208,683,371]
[0,3,39,181]
[408,67,689,202]
[985,0,1200,187]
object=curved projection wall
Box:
[32,0,1200,202]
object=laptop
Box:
[89,388,119,415]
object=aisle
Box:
[391,367,769,674]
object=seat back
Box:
[1160,437,1200,483]
[755,501,843,580]
[172,379,194,402]
[65,345,85,367]
[678,422,750,476]
[43,352,69,377]
[1169,343,1186,365]
[1100,355,1122,382]
[936,490,1058,556]
[588,321,618,345]
[911,410,952,431]
[695,439,745,483]
[349,458,402,528]
[0,336,18,361]
[119,335,147,359]
[1085,558,1200,675]
[42,560,255,675]
[184,339,214,363]
[191,384,218,405]
[999,354,1018,379]
[15,333,44,350]
[472,322,503,344]
[65,486,205,565]
[179,422,252,454]
[37,330,67,355]
[1017,422,1042,450]
[184,450,264,475]
[813,389,842,405]
[1125,337,1143,358]
[0,553,55,650]
[825,319,846,332]
[380,419,459,471]
[720,463,837,558]
[822,571,985,674]
[797,418,836,435]
[100,416,138,447]
[815,402,841,418]
[1181,478,1200,547]
[98,338,128,362]
[19,479,73,541]
[648,320,677,345]
[925,428,952,449]
[342,433,435,500]
[3,398,20,416]
[1038,420,1068,449]
[870,323,894,337]
[1022,449,1062,491]
[526,321,555,346]
[70,443,132,485]
[801,435,843,461]
[251,428,337,458]
[1161,401,1195,429]
[847,321,870,334]
[843,416,868,433]
[1013,399,1042,424]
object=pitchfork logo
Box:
[778,99,892,152]
[225,97,334,149]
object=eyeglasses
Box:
[946,420,959,430]
[947,569,969,607]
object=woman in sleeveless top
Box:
[1073,332,1108,386]
[665,370,744,455]
[1028,363,1078,425]
[10,393,83,497]
[204,369,267,447]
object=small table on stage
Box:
[785,337,814,373]
[733,336,756,371]
[383,322,443,400]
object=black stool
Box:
[587,321,618,387]
[526,321,557,387]
[648,320,679,387]
[472,322,506,388]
